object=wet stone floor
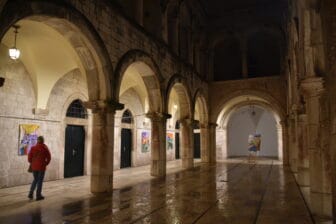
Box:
[0,159,313,224]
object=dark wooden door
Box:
[120,128,132,168]
[64,125,85,178]
[175,133,180,159]
[194,133,201,158]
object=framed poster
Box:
[166,132,174,150]
[141,131,150,153]
[18,124,39,156]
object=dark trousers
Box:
[29,171,45,197]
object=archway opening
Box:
[215,95,284,162]
[193,94,208,162]
[0,15,109,187]
[115,61,160,170]
[167,82,192,168]
[226,105,279,158]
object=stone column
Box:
[200,122,217,163]
[301,77,331,217]
[146,112,171,177]
[208,123,217,164]
[280,120,289,166]
[289,105,299,173]
[276,123,283,162]
[297,114,310,186]
[180,118,194,169]
[331,116,336,219]
[200,123,209,163]
[84,100,123,194]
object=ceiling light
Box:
[9,25,20,60]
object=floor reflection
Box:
[0,159,313,224]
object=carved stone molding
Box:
[83,99,124,113]
[300,77,325,97]
[298,114,308,123]
[146,112,171,122]
[33,108,49,117]
[200,122,218,129]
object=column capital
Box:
[83,99,124,113]
[300,77,325,98]
[146,112,171,122]
[298,114,308,123]
[200,122,218,129]
[180,118,197,127]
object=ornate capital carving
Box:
[300,77,325,98]
[83,99,124,113]
[180,118,197,127]
[298,114,308,123]
[200,122,217,129]
[146,112,171,122]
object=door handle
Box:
[72,149,76,156]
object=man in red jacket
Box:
[28,136,51,201]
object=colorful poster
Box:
[141,131,150,153]
[166,132,174,150]
[18,124,39,156]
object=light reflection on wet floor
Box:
[0,159,313,224]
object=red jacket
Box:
[28,143,51,171]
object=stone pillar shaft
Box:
[301,77,331,217]
[90,112,114,193]
[200,126,209,163]
[147,112,170,177]
[280,120,289,166]
[180,119,194,169]
[297,114,310,186]
[208,123,217,164]
[84,100,123,194]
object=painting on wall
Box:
[18,124,39,156]
[166,132,174,150]
[141,131,150,153]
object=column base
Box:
[310,191,332,219]
[290,158,298,173]
[182,158,194,169]
[91,175,113,194]
[297,167,310,186]
[150,160,166,177]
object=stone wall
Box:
[0,47,89,187]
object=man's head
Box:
[37,136,44,143]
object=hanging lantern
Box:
[9,25,20,60]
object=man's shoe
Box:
[36,196,44,201]
[28,194,33,200]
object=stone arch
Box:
[165,74,192,118]
[0,0,113,102]
[193,88,209,124]
[211,89,286,123]
[166,74,194,168]
[114,50,163,113]
[214,91,286,162]
[193,88,210,162]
